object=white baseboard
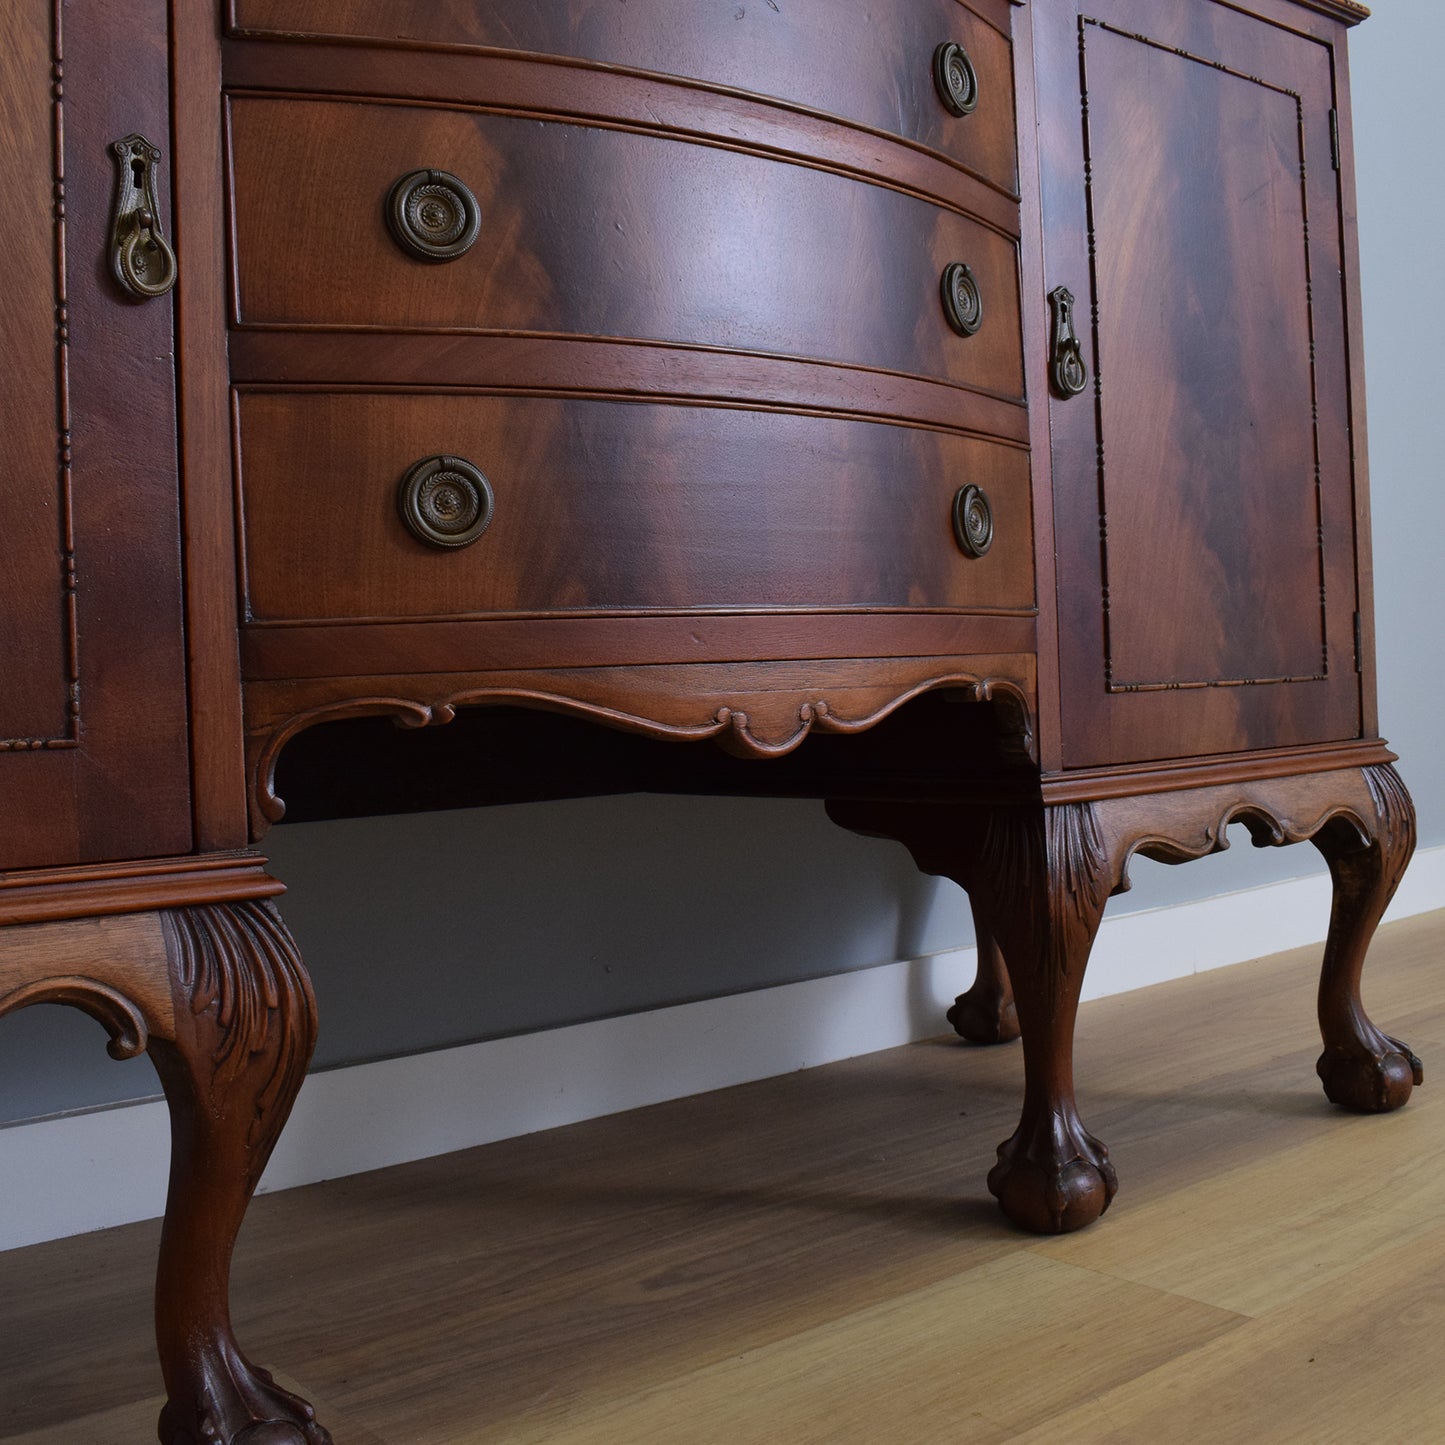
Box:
[3,845,1441,1254]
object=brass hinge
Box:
[1329,109,1341,170]
[1353,611,1363,671]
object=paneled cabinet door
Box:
[0,0,191,869]
[1035,0,1363,768]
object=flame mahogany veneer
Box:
[0,0,1416,1439]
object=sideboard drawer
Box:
[236,392,1034,623]
[228,99,1023,400]
[227,0,1018,195]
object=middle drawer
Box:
[227,97,1023,399]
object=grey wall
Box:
[2,0,1440,1126]
[1351,0,1445,842]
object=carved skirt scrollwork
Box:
[1093,762,1422,1115]
[243,661,1037,837]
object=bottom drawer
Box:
[236,392,1034,623]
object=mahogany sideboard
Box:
[0,0,1419,1439]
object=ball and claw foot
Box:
[157,1356,332,1445]
[987,1112,1118,1234]
[947,983,1021,1045]
[1317,1033,1423,1115]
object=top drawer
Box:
[226,0,1018,196]
[226,98,1024,401]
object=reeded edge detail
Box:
[3,0,80,750]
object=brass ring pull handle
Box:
[386,169,482,263]
[941,262,983,337]
[398,456,495,549]
[933,41,980,116]
[109,134,178,300]
[952,485,994,558]
[1048,285,1090,398]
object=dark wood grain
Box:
[0,853,283,927]
[226,0,1020,195]
[0,0,72,750]
[234,391,1036,622]
[0,0,1419,1435]
[1330,34,1379,740]
[0,0,192,870]
[1011,0,1065,774]
[227,97,1025,400]
[171,0,252,852]
[220,39,1021,238]
[225,332,1031,446]
[240,614,1040,684]
[1037,0,1361,767]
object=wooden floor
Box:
[2,909,1442,1443]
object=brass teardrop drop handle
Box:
[933,41,980,116]
[387,169,482,263]
[109,134,178,300]
[398,456,495,549]
[1048,285,1090,398]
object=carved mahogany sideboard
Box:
[0,0,1416,1439]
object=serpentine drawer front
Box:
[224,0,1020,194]
[235,391,1036,622]
[226,97,1025,398]
[2,2,1417,1441]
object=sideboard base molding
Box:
[0,853,284,928]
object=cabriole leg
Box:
[0,900,327,1443]
[967,802,1117,1233]
[827,798,1119,1234]
[149,901,330,1445]
[1311,764,1422,1114]
[947,896,1020,1044]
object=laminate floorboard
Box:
[1,909,1440,1442]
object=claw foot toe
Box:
[987,1120,1117,1234]
[161,1413,332,1445]
[233,1426,312,1445]
[233,1420,333,1445]
[947,988,1021,1045]
[1318,1035,1421,1114]
[158,1360,331,1445]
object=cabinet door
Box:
[1035,0,1362,768]
[0,0,191,869]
